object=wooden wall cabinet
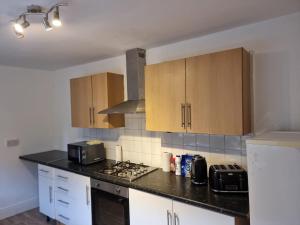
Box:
[145,48,251,135]
[70,72,125,128]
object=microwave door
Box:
[68,148,81,163]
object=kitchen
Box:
[0,1,300,225]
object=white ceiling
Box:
[0,0,300,70]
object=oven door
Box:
[92,188,130,225]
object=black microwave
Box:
[68,141,106,165]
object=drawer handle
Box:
[167,210,172,225]
[58,214,70,221]
[57,175,68,180]
[49,186,53,203]
[174,212,180,225]
[58,199,70,205]
[57,186,69,192]
[39,169,49,173]
[86,185,90,206]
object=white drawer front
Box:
[38,164,54,179]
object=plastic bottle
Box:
[175,155,182,176]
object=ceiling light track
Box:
[12,3,67,38]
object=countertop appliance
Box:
[191,155,207,185]
[68,141,105,165]
[91,179,129,225]
[209,164,248,193]
[95,161,157,182]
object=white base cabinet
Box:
[129,189,234,225]
[129,188,172,225]
[173,200,234,225]
[38,165,55,219]
[38,164,92,225]
[54,169,92,225]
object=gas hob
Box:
[96,161,157,182]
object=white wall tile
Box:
[151,142,161,155]
[151,154,161,167]
[141,141,152,154]
[84,118,244,167]
[224,149,242,165]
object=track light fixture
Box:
[12,3,67,38]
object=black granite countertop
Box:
[20,150,249,218]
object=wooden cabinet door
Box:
[145,59,186,132]
[70,76,93,128]
[209,48,244,135]
[173,200,234,225]
[92,73,125,128]
[91,74,109,128]
[129,189,172,225]
[186,54,211,133]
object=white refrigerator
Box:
[246,132,300,225]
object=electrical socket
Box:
[5,139,20,147]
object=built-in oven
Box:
[91,179,130,225]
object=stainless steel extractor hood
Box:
[98,48,146,114]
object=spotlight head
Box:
[43,16,53,31]
[52,7,62,27]
[13,15,30,34]
[13,22,24,33]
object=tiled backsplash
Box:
[83,114,249,170]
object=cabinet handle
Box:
[58,214,70,221]
[49,186,53,203]
[174,212,180,225]
[86,185,90,205]
[93,107,95,125]
[167,210,173,225]
[57,175,68,181]
[57,186,69,192]
[58,199,70,205]
[39,169,49,173]
[181,104,186,128]
[89,107,92,125]
[187,103,191,129]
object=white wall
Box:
[0,65,54,219]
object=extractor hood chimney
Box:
[98,48,146,114]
